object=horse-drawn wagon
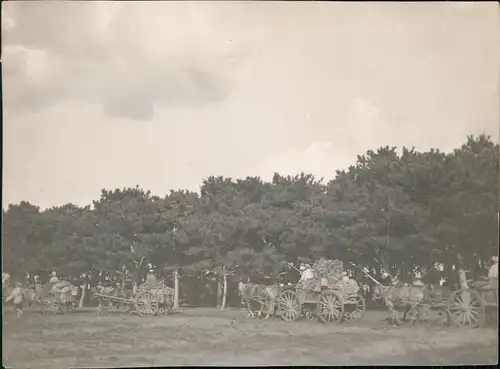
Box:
[278,259,366,324]
[38,281,80,315]
[93,280,175,316]
[446,269,498,328]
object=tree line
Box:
[3,135,499,298]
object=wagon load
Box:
[299,258,344,293]
[51,281,78,295]
[138,279,174,300]
[312,258,344,284]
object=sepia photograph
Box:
[2,1,499,367]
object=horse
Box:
[237,280,281,319]
[372,280,452,327]
[372,280,429,327]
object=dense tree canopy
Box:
[3,135,498,288]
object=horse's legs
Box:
[388,302,398,328]
[265,300,275,319]
[244,299,255,319]
[410,304,418,326]
[402,306,410,322]
[257,302,265,318]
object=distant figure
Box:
[341,272,360,295]
[341,272,350,283]
[3,272,12,289]
[49,271,60,284]
[381,271,391,284]
[412,272,425,287]
[6,282,24,317]
[299,264,314,282]
[34,275,42,288]
[146,269,157,288]
[489,256,498,278]
[486,256,498,289]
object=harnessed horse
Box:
[237,277,281,319]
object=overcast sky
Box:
[2,1,499,209]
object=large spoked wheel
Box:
[43,294,60,315]
[278,290,301,321]
[63,295,78,313]
[447,288,485,328]
[344,293,366,320]
[157,293,174,316]
[135,292,158,316]
[317,289,344,324]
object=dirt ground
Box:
[2,307,498,367]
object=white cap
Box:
[492,256,498,262]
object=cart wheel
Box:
[317,289,344,324]
[278,290,301,321]
[303,305,317,320]
[447,288,485,328]
[135,292,158,316]
[43,295,60,315]
[67,299,78,313]
[344,293,365,320]
[157,293,174,315]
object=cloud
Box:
[2,2,255,121]
[247,98,383,181]
[249,142,339,183]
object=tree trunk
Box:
[221,267,228,311]
[121,267,126,289]
[79,285,86,308]
[173,269,179,309]
[457,254,469,289]
[217,277,223,308]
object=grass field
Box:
[2,307,498,367]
